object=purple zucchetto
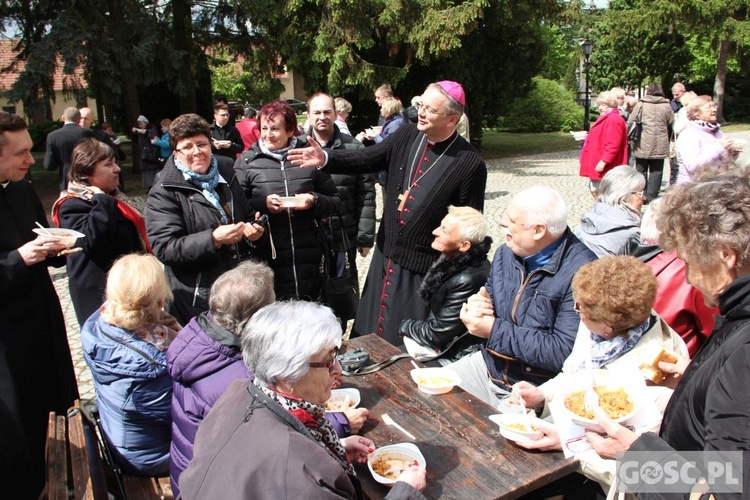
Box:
[436,81,466,107]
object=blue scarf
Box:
[174,156,228,223]
[583,315,653,370]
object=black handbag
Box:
[628,103,643,142]
[321,214,360,321]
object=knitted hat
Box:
[137,115,149,125]
[436,81,466,106]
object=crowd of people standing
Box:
[3,76,750,499]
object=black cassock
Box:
[0,180,78,497]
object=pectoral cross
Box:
[397,188,411,212]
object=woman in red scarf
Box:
[53,137,151,326]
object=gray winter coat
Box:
[574,202,641,258]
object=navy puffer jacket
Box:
[481,229,597,387]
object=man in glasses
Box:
[210,103,244,159]
[454,185,596,407]
[289,80,486,346]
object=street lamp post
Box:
[581,39,594,131]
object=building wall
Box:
[0,91,96,122]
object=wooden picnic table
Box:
[343,335,578,500]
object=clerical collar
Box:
[522,235,564,272]
[1,181,9,189]
[426,130,457,146]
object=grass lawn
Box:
[479,130,577,159]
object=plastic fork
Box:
[382,413,416,440]
[584,336,600,414]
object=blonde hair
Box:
[447,205,489,244]
[380,97,402,118]
[102,254,172,330]
[334,97,352,116]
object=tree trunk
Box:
[714,39,730,123]
[172,0,197,113]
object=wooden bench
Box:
[42,400,173,500]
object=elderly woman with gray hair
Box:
[179,301,427,499]
[584,169,750,497]
[575,165,646,257]
[167,263,368,496]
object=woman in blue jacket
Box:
[81,253,181,476]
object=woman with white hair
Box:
[575,165,645,257]
[400,206,491,364]
[179,301,427,499]
[675,94,739,184]
[579,90,629,196]
[81,253,181,476]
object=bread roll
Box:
[640,348,678,384]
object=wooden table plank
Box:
[343,335,578,500]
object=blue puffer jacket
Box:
[481,229,597,387]
[81,310,172,476]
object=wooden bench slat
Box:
[45,411,68,500]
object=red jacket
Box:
[646,250,717,357]
[579,108,628,181]
[236,118,261,151]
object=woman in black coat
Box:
[586,171,750,498]
[399,206,490,363]
[146,114,264,324]
[235,100,340,301]
[53,138,150,325]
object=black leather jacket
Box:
[399,237,491,361]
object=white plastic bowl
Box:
[33,227,84,248]
[410,367,461,395]
[489,413,544,443]
[324,388,361,412]
[560,370,639,432]
[278,196,307,208]
[367,442,426,486]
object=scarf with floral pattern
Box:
[255,379,353,475]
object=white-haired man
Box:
[289,81,487,346]
[454,185,596,407]
[399,206,491,364]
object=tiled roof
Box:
[0,39,88,92]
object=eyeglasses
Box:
[175,142,211,155]
[309,348,340,374]
[416,102,447,116]
[631,190,645,198]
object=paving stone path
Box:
[54,132,750,401]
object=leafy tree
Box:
[497,77,583,132]
[210,48,285,107]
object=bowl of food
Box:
[410,367,461,395]
[33,227,85,248]
[214,139,231,147]
[324,388,361,412]
[367,442,425,486]
[570,130,588,141]
[561,370,639,432]
[278,196,307,208]
[489,413,543,443]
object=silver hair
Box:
[426,83,464,116]
[597,91,618,109]
[334,97,352,115]
[209,261,276,334]
[639,197,662,244]
[63,107,81,123]
[597,165,645,209]
[513,185,568,237]
[241,301,342,387]
[447,205,489,244]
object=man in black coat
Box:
[289,81,487,345]
[210,103,244,159]
[0,112,79,498]
[305,93,375,321]
[44,106,94,191]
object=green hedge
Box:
[28,120,61,152]
[498,77,584,133]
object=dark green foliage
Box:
[27,120,61,152]
[497,77,584,133]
